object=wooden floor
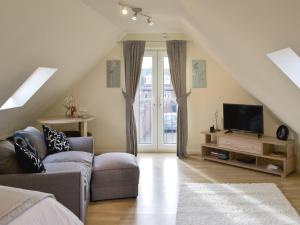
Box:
[87,153,300,225]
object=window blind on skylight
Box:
[0,67,57,110]
[267,48,300,89]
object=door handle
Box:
[152,97,156,108]
[159,97,163,107]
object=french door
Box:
[135,50,177,152]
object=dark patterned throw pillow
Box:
[43,125,71,154]
[14,133,45,173]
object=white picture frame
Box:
[192,60,207,88]
[106,60,121,88]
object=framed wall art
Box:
[106,60,121,88]
[192,60,207,88]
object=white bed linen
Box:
[8,198,83,225]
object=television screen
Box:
[223,103,264,134]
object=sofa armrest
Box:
[0,171,83,220]
[68,137,94,154]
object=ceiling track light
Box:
[147,17,154,26]
[121,7,128,15]
[132,12,137,21]
[118,2,154,26]
[131,8,142,21]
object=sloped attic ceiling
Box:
[180,0,300,134]
[0,0,122,136]
[1,0,299,136]
[82,0,184,33]
[82,0,300,134]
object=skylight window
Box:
[0,67,57,110]
[267,48,300,89]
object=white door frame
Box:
[136,50,176,152]
[135,51,158,151]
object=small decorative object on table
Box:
[70,97,77,118]
[63,96,78,118]
[276,125,289,140]
[78,107,88,118]
[63,96,72,117]
[214,110,221,131]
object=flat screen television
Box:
[223,103,264,134]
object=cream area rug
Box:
[176,183,300,225]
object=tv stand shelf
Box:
[201,131,296,177]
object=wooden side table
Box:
[37,116,95,137]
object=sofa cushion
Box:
[43,125,72,154]
[93,152,138,170]
[0,141,22,174]
[44,162,92,184]
[91,153,139,201]
[43,151,93,166]
[14,133,45,173]
[92,153,139,186]
[16,127,48,159]
[68,137,94,154]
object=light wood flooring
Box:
[87,153,300,225]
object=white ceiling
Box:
[82,0,185,33]
[1,0,300,136]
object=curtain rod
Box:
[117,40,192,43]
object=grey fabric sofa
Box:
[0,127,141,223]
[0,127,94,222]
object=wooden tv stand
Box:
[201,131,296,177]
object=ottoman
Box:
[91,152,140,201]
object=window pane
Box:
[139,57,153,144]
[163,57,177,144]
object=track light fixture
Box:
[119,2,154,26]
[147,17,154,26]
[121,7,128,15]
[131,8,141,21]
[132,12,137,21]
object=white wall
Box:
[48,33,281,154]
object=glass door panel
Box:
[135,51,157,150]
[139,57,153,144]
[162,57,177,145]
[158,52,176,151]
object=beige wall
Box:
[48,33,281,154]
[186,41,281,152]
[47,45,126,152]
[0,0,122,136]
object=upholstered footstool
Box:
[91,152,140,201]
